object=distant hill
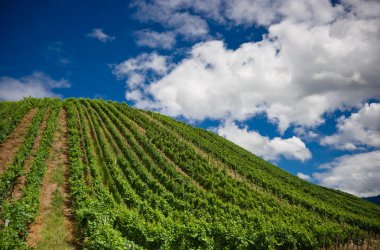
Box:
[0,98,380,249]
[364,195,380,205]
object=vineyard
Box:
[0,98,379,249]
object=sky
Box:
[0,0,379,197]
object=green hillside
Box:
[0,98,379,249]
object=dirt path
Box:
[11,112,49,200]
[0,108,38,174]
[26,109,77,249]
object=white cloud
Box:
[313,150,380,197]
[119,0,380,197]
[135,30,176,49]
[199,0,341,26]
[112,53,170,102]
[224,0,280,26]
[0,72,71,101]
[297,172,311,181]
[113,52,169,80]
[130,0,344,47]
[132,1,209,41]
[321,103,380,150]
[119,0,380,134]
[87,28,115,43]
[186,0,225,23]
[342,0,380,19]
[167,12,209,40]
[132,0,343,28]
[293,127,318,141]
[217,121,311,162]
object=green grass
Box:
[2,98,379,249]
[51,162,64,186]
[36,189,73,250]
[36,154,74,250]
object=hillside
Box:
[0,98,379,249]
[364,195,380,206]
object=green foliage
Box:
[0,99,56,204]
[0,99,61,249]
[0,97,39,144]
[0,98,378,249]
[140,104,380,232]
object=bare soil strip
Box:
[26,109,76,249]
[0,108,38,174]
[11,112,49,200]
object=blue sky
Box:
[1,0,379,197]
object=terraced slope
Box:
[0,98,379,249]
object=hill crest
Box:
[0,98,379,249]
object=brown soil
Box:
[0,108,38,174]
[10,112,49,200]
[324,242,379,249]
[136,126,146,136]
[26,109,76,248]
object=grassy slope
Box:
[82,98,379,248]
[140,104,380,221]
[1,98,379,249]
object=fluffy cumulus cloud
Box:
[135,30,176,49]
[314,150,380,197]
[132,1,209,41]
[133,0,380,28]
[321,103,380,150]
[118,0,380,182]
[297,172,311,181]
[121,0,380,135]
[87,28,115,43]
[217,121,311,161]
[112,52,170,102]
[168,12,209,40]
[0,72,71,101]
[224,0,280,26]
[113,52,168,78]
